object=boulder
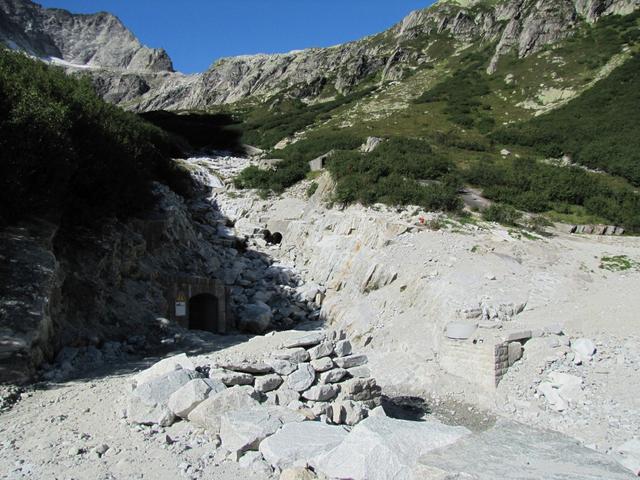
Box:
[334,355,368,369]
[347,366,371,378]
[238,451,273,476]
[302,384,340,402]
[286,363,316,392]
[255,374,283,393]
[327,400,367,426]
[220,407,305,457]
[572,338,596,364]
[167,378,226,418]
[239,302,273,334]
[319,368,348,384]
[271,387,300,406]
[310,357,334,373]
[210,369,255,386]
[314,416,471,480]
[259,421,348,470]
[334,339,352,357]
[273,348,310,364]
[284,331,326,349]
[338,378,380,403]
[132,353,195,387]
[308,342,334,360]
[220,361,273,374]
[266,358,298,375]
[128,369,202,426]
[188,386,261,434]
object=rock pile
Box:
[125,329,393,475]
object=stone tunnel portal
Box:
[164,275,229,334]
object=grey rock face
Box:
[2,0,637,111]
[0,0,173,72]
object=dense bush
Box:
[481,204,522,226]
[327,138,461,211]
[0,48,187,227]
[492,53,640,186]
[465,157,640,231]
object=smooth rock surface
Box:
[415,420,635,479]
[314,416,471,480]
[259,421,348,470]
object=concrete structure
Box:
[309,150,336,172]
[438,330,531,404]
[162,275,230,333]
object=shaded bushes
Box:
[0,48,188,227]
[139,110,243,153]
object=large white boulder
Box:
[188,385,261,433]
[259,421,348,470]
[313,416,471,480]
[131,353,195,387]
[167,378,225,418]
[127,369,201,426]
[219,407,305,457]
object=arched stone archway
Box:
[163,275,230,333]
[188,294,219,332]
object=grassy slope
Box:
[227,9,639,229]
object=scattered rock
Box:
[286,363,316,392]
[334,355,368,369]
[301,384,340,402]
[284,332,326,349]
[334,340,352,358]
[255,374,283,393]
[310,357,334,372]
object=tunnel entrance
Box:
[188,294,219,332]
[263,229,283,245]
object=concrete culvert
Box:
[188,293,219,332]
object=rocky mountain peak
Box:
[0,0,174,72]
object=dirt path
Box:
[0,354,269,480]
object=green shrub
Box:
[482,204,523,226]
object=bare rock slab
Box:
[255,374,283,393]
[314,416,471,480]
[415,420,635,480]
[220,407,305,457]
[259,421,348,470]
[188,385,261,434]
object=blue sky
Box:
[37,0,435,73]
